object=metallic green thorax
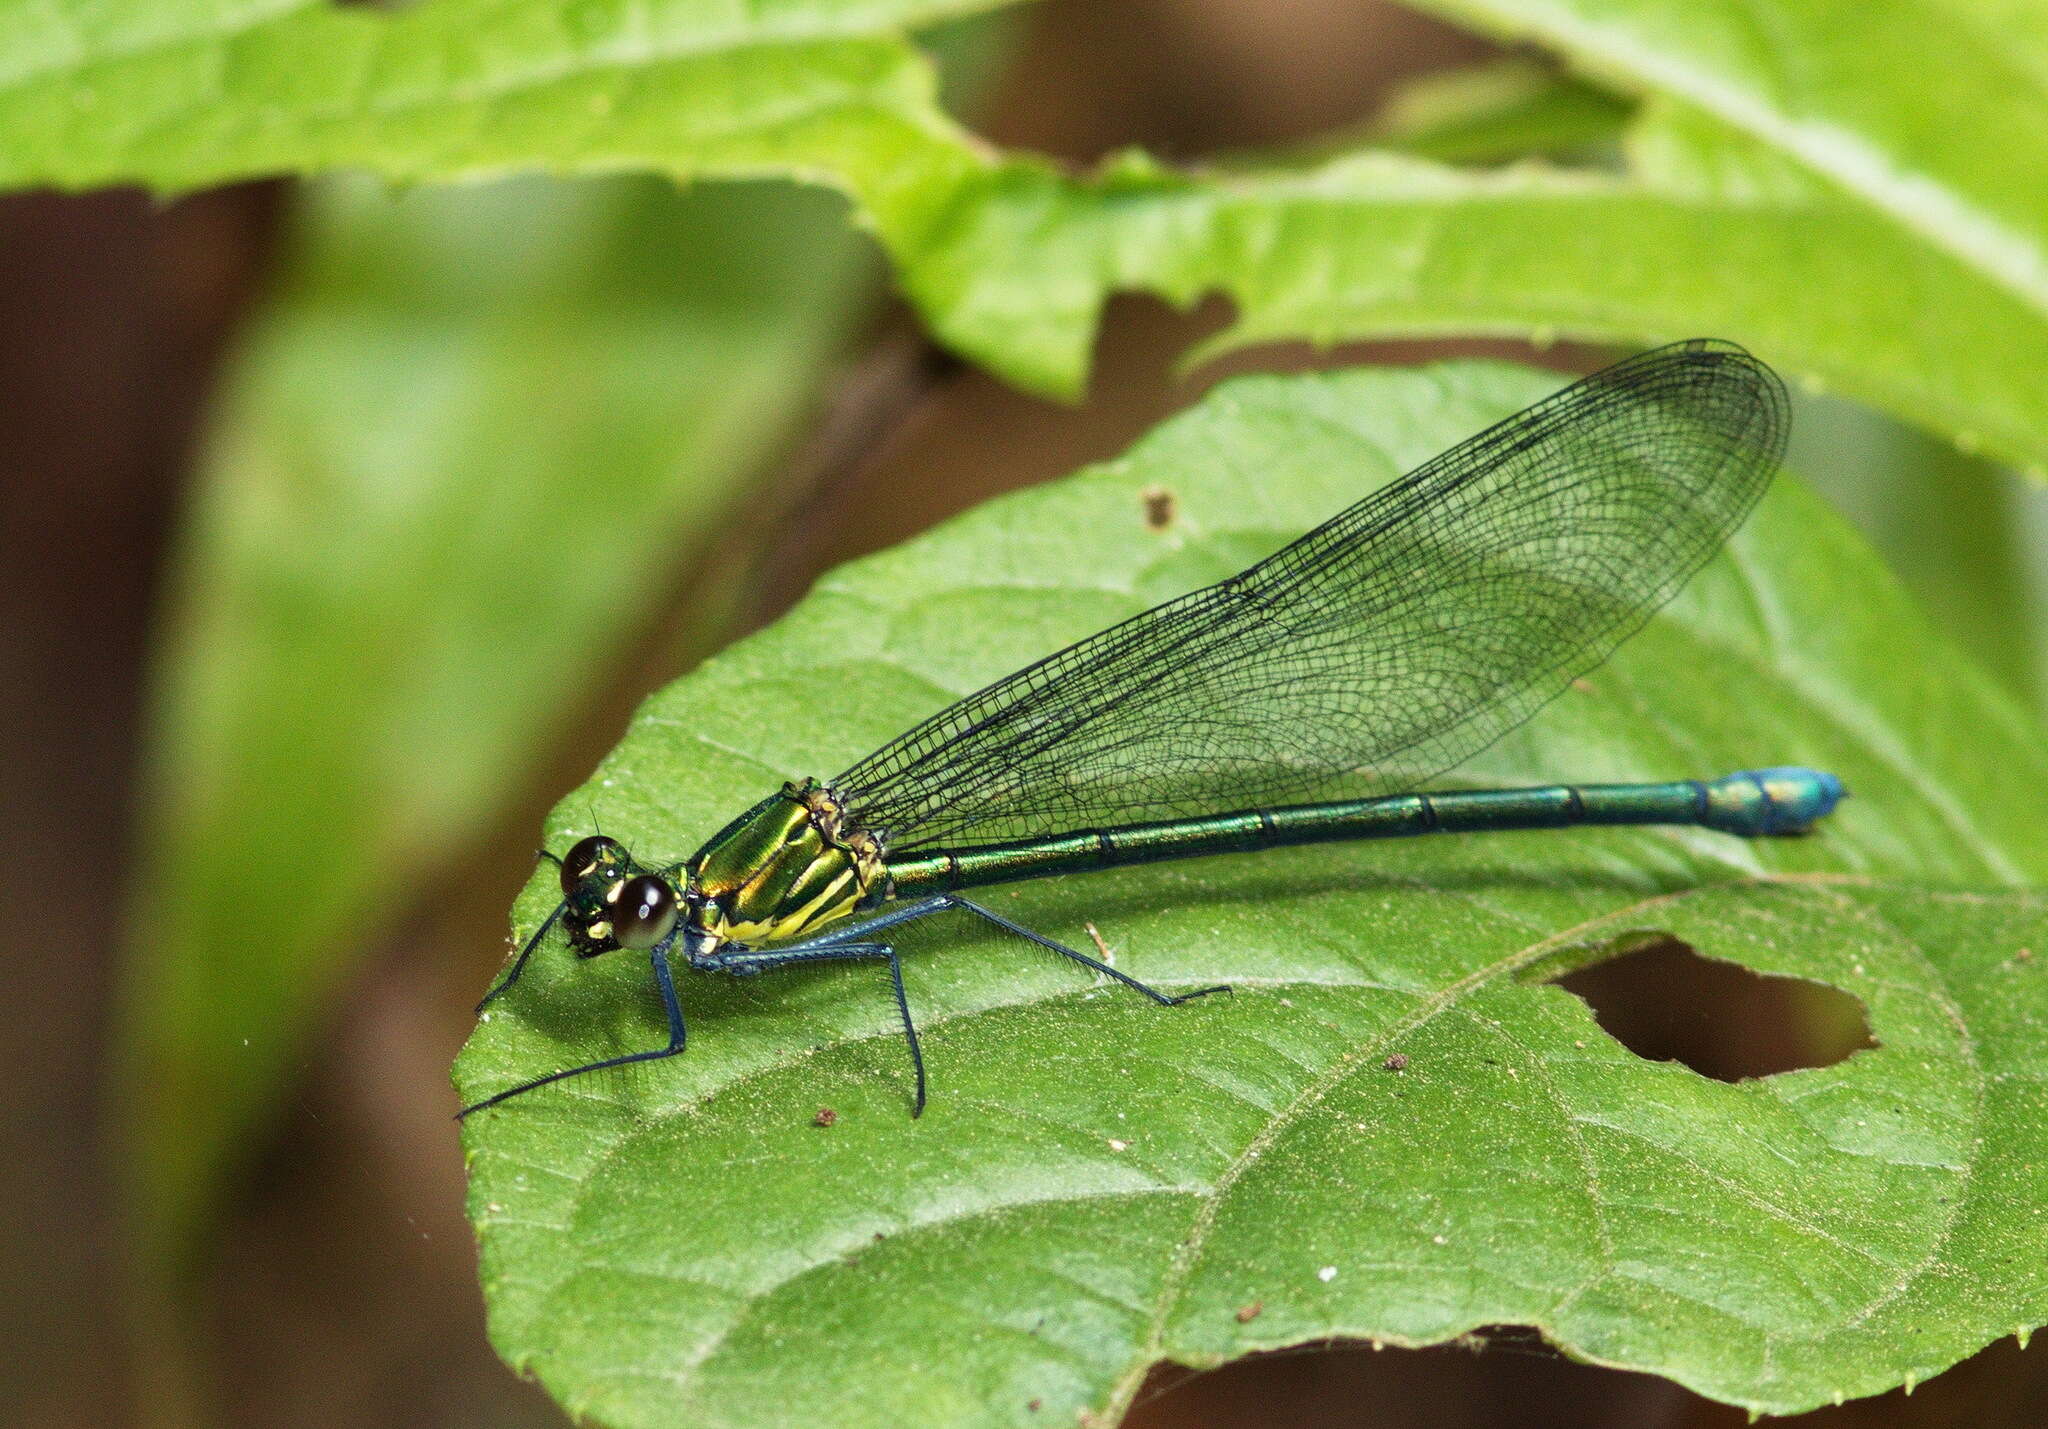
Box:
[687,780,883,947]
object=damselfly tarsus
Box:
[461,340,1843,1119]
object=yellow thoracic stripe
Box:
[725,860,860,944]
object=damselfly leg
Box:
[475,849,568,1013]
[458,934,689,1119]
[476,897,565,1013]
[710,941,924,1112]
[713,895,1232,1114]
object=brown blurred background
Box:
[4,2,2041,1426]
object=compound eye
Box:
[559,835,627,895]
[612,875,679,949]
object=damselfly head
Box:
[557,835,681,955]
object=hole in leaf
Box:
[1129,1327,1714,1429]
[1129,1320,2025,1426]
[1552,937,1874,1081]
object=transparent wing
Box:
[834,340,1788,851]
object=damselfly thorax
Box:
[684,781,884,951]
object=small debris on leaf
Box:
[1084,922,1115,964]
[1141,486,1177,530]
[1383,1053,1409,1072]
[813,1106,838,1127]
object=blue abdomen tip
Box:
[1738,766,1846,832]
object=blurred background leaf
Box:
[1789,394,2048,713]
[7,0,2047,709]
[0,0,2044,474]
[457,360,2048,1425]
[1275,55,1632,166]
[125,171,879,1280]
[1409,0,2048,315]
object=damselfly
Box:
[462,340,1843,1118]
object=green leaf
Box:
[1276,56,1633,167]
[1789,389,2048,712]
[126,171,875,1270]
[1408,0,2048,319]
[7,1,2048,471]
[456,360,2048,1424]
